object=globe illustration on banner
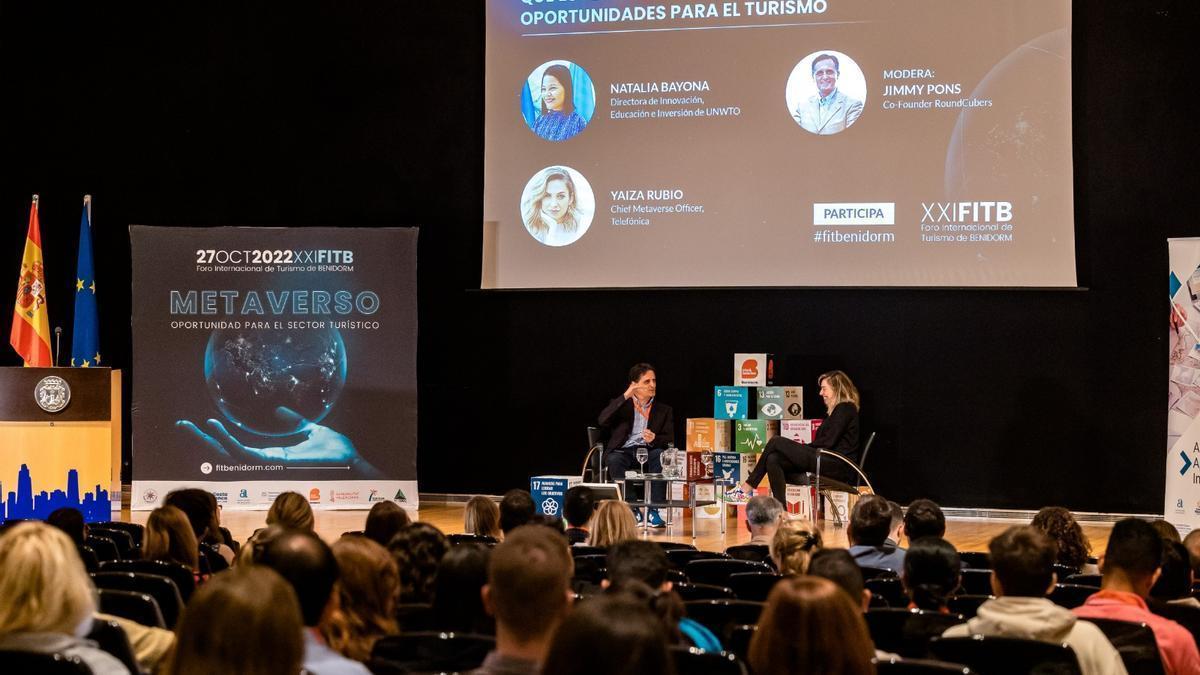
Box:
[204,326,347,436]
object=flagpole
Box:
[84,194,91,225]
[31,194,38,210]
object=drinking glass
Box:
[635,447,649,475]
[660,449,675,478]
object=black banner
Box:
[130,226,418,510]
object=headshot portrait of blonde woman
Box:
[520,165,594,247]
[522,60,595,142]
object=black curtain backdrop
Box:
[0,1,1195,513]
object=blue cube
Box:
[530,475,582,518]
[714,386,749,420]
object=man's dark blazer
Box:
[598,396,675,452]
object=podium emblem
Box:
[34,375,71,413]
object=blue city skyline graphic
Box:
[0,464,110,523]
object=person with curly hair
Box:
[387,522,449,604]
[1030,506,1096,573]
[322,536,399,662]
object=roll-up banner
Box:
[130,227,418,511]
[1166,238,1200,531]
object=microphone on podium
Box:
[54,326,62,367]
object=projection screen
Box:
[483,0,1075,288]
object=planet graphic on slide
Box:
[204,326,347,436]
[944,29,1071,217]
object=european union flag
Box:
[71,195,100,367]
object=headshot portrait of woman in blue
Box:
[522,61,595,142]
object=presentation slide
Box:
[483,0,1075,288]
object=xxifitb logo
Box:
[920,201,1014,242]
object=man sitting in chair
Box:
[847,495,906,572]
[943,526,1126,675]
[598,363,674,528]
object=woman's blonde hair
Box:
[0,521,95,634]
[144,505,201,571]
[322,536,400,661]
[818,370,860,411]
[770,520,823,575]
[588,500,638,548]
[266,491,315,531]
[463,496,502,539]
[522,167,581,237]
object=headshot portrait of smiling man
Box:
[793,52,864,135]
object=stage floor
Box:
[127,502,1117,554]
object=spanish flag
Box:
[10,195,52,367]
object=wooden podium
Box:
[0,368,121,522]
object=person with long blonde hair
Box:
[522,166,589,247]
[0,521,130,674]
[748,576,875,675]
[267,491,315,531]
[770,520,823,575]
[144,505,202,578]
[735,369,862,505]
[321,536,399,662]
[463,495,503,540]
[588,500,639,548]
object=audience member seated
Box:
[886,500,904,547]
[808,548,872,611]
[267,491,317,531]
[942,526,1124,675]
[1152,520,1183,544]
[563,486,595,545]
[903,537,961,612]
[433,543,494,634]
[602,540,722,651]
[1182,529,1200,579]
[163,565,303,675]
[475,525,574,675]
[588,499,638,548]
[388,522,449,604]
[902,499,947,543]
[541,593,671,675]
[46,506,88,547]
[165,488,235,567]
[526,513,567,534]
[464,495,503,541]
[96,612,174,673]
[237,523,289,566]
[1151,541,1199,609]
[259,529,371,675]
[771,520,823,576]
[46,506,96,569]
[749,575,876,675]
[0,521,130,674]
[143,505,203,582]
[1031,506,1097,574]
[499,490,537,536]
[738,495,784,548]
[321,536,399,662]
[848,495,906,571]
[1073,518,1200,674]
[363,501,411,547]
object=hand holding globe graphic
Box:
[176,326,381,478]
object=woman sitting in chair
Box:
[731,370,860,506]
